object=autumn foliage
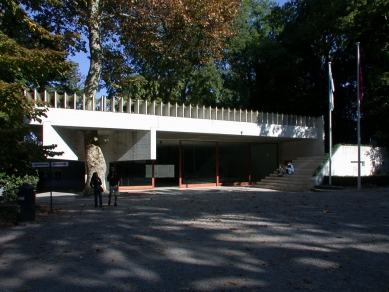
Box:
[117,0,241,61]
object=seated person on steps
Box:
[286,162,294,175]
[277,164,285,177]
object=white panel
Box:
[43,122,78,160]
[154,165,174,177]
[150,128,156,160]
[115,130,153,161]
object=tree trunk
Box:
[83,130,106,196]
[85,0,103,108]
[83,0,107,196]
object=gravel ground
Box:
[0,186,389,292]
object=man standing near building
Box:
[107,166,120,206]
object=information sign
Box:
[32,162,50,168]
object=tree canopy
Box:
[269,0,389,147]
[0,0,72,175]
[223,0,389,148]
[30,0,241,107]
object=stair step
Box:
[258,181,309,187]
[255,183,308,192]
[267,174,309,179]
[314,185,346,190]
[257,155,325,192]
[258,179,310,186]
[310,188,332,192]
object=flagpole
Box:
[328,62,332,185]
[357,42,361,190]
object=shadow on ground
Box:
[0,187,388,291]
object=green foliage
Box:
[0,1,69,176]
[0,173,39,202]
[48,66,85,95]
[0,83,58,175]
[0,205,19,223]
[109,57,225,106]
[267,0,389,147]
[222,0,389,148]
[222,0,279,110]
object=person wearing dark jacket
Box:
[90,172,103,207]
[277,164,285,177]
[107,166,120,206]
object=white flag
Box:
[329,62,335,111]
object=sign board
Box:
[51,162,69,167]
[145,165,175,178]
[145,165,152,178]
[32,162,69,168]
[32,162,50,168]
[154,165,174,178]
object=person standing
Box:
[90,172,103,207]
[107,166,120,206]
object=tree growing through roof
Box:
[31,0,241,194]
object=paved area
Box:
[1,186,389,291]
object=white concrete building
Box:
[27,90,325,190]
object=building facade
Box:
[27,90,325,190]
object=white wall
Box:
[313,145,389,185]
[327,145,389,176]
[43,122,84,160]
[31,108,321,140]
[99,130,155,162]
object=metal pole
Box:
[328,62,332,185]
[357,43,361,191]
[49,161,53,213]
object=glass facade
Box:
[110,141,278,187]
[219,142,250,183]
[111,161,153,186]
[182,141,216,184]
[154,143,179,187]
[250,144,278,181]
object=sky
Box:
[70,0,289,97]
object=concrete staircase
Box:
[254,156,326,192]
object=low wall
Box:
[313,145,389,185]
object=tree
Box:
[0,1,72,177]
[221,0,297,111]
[225,0,389,149]
[48,66,85,96]
[96,0,241,106]
[31,0,241,194]
[272,0,389,147]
